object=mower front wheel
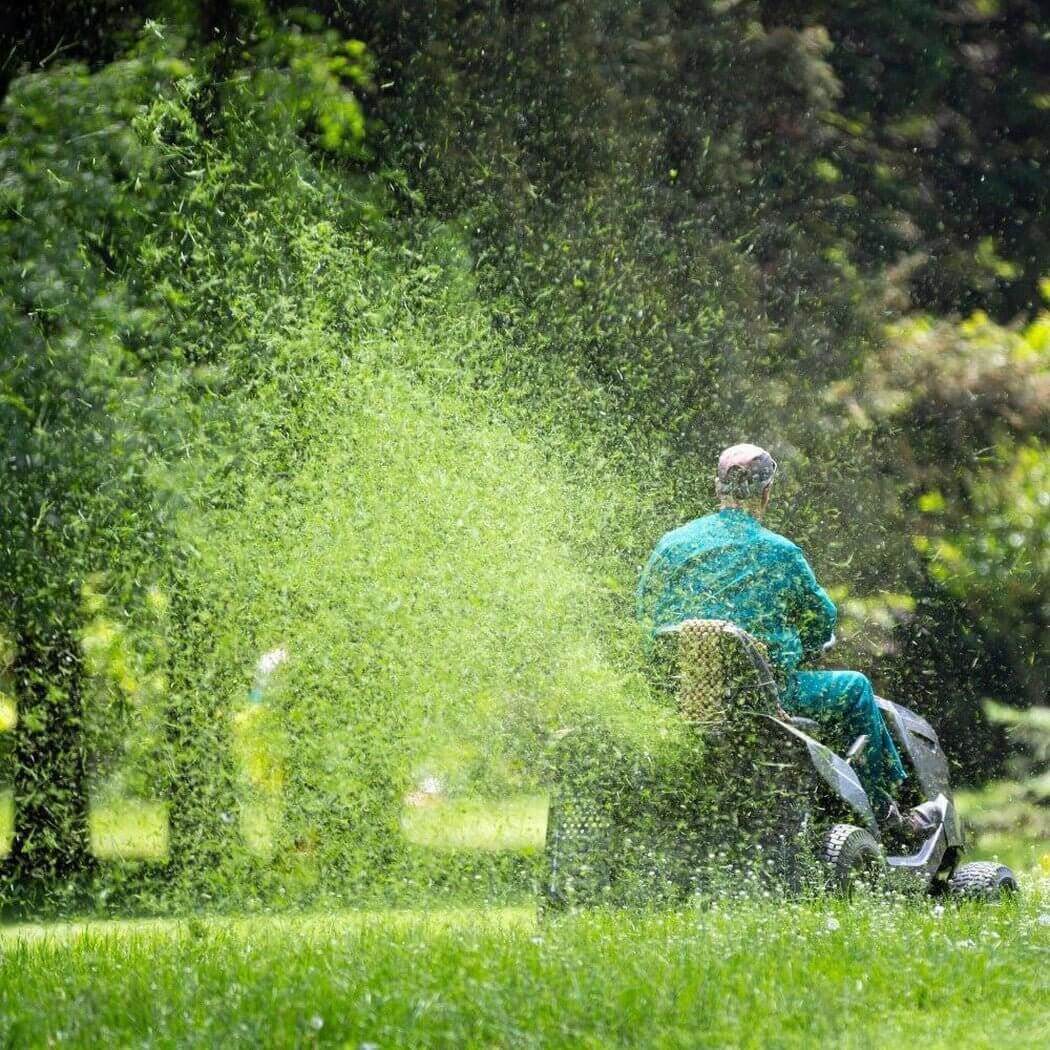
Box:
[821,824,886,895]
[947,861,1019,901]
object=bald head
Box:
[716,443,778,504]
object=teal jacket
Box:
[636,508,837,673]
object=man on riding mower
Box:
[636,442,925,842]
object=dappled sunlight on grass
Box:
[0,790,12,859]
[401,794,548,851]
[17,789,1050,875]
[88,799,169,862]
[0,694,16,733]
[967,832,1050,878]
[0,905,534,950]
[957,787,1050,875]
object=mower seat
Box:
[653,618,785,729]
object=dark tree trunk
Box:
[5,634,95,910]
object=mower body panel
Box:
[766,716,878,833]
[885,792,957,887]
[876,697,952,801]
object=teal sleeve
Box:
[789,549,837,654]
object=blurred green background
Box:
[0,1,1046,914]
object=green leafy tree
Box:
[0,14,375,898]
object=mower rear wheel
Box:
[947,861,1019,901]
[540,791,614,916]
[821,824,886,895]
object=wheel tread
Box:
[821,823,864,865]
[820,823,885,894]
[947,861,1018,899]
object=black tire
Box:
[821,823,886,895]
[947,861,1019,901]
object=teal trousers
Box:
[785,670,907,806]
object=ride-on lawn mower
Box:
[541,619,1019,910]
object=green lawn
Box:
[2,793,1047,1046]
[1,883,1047,1048]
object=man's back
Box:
[640,444,909,816]
[636,507,836,673]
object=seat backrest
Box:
[654,618,780,726]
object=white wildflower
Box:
[257,647,289,676]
